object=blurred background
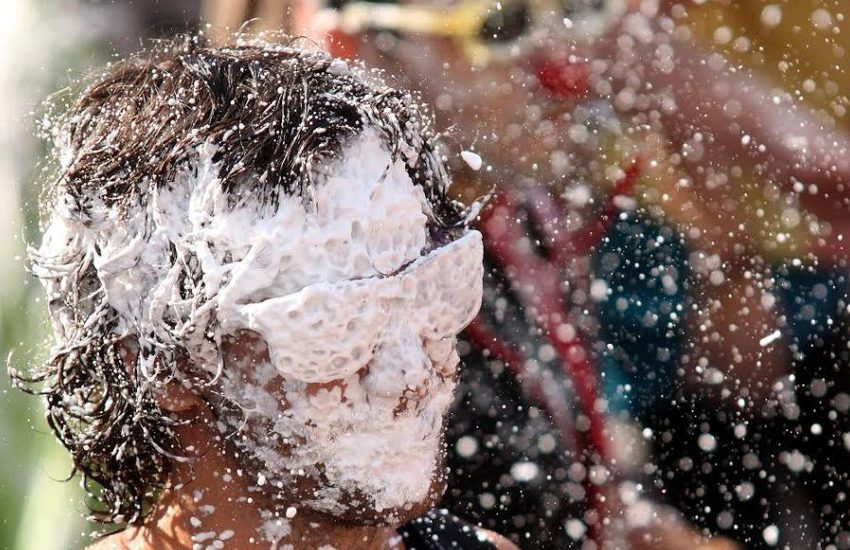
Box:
[4,1,850,549]
[0,3,202,548]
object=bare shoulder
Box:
[86,532,129,550]
[476,528,519,550]
[86,526,158,550]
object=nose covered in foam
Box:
[363,321,430,399]
[234,231,484,384]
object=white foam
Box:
[42,127,484,518]
[759,329,782,347]
[233,232,482,383]
[461,150,483,171]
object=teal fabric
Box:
[595,214,849,417]
[776,267,849,357]
[594,214,687,417]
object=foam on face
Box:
[206,129,483,513]
[231,232,482,383]
[164,127,435,313]
[42,127,483,518]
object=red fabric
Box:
[326,29,359,60]
[469,160,641,543]
[535,59,590,100]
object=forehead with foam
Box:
[213,128,432,308]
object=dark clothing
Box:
[443,341,583,548]
[650,268,850,549]
[440,199,592,549]
[399,509,496,549]
[594,215,687,418]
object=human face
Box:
[206,129,484,524]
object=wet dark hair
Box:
[13,34,465,526]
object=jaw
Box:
[215,392,452,527]
[299,414,449,519]
[216,333,460,527]
[227,433,450,528]
[304,448,450,527]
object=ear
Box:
[117,337,205,414]
[156,378,206,414]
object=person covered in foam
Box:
[18,35,514,549]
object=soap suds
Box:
[209,131,483,517]
[42,127,483,520]
[26,40,481,539]
[461,150,483,171]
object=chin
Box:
[216,366,456,527]
[324,451,449,527]
[293,428,452,527]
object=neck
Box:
[108,414,400,550]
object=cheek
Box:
[304,378,352,406]
[363,336,430,399]
[425,338,461,379]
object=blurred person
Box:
[14,35,518,549]
[624,2,850,548]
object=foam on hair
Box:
[16,35,467,525]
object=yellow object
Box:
[687,1,850,132]
[333,0,628,64]
[671,1,850,260]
